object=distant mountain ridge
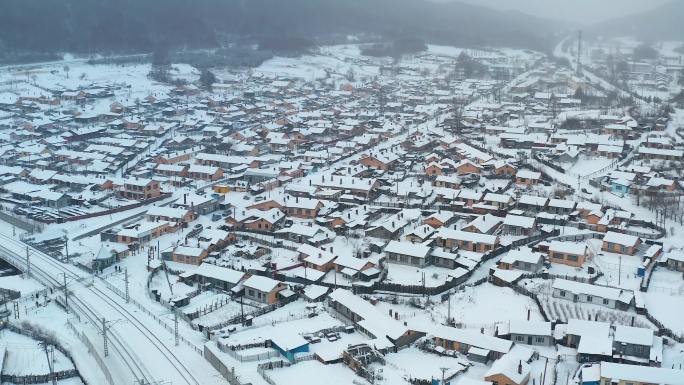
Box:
[0,0,561,60]
[590,1,684,41]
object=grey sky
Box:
[446,0,671,24]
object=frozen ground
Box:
[0,330,75,376]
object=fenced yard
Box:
[541,298,652,329]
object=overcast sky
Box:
[449,0,671,24]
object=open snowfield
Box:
[269,360,365,385]
[0,274,45,297]
[0,330,74,376]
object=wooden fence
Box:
[1,369,80,384]
[5,323,88,385]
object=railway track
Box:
[0,235,202,385]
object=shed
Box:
[270,334,309,362]
[468,346,491,364]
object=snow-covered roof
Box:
[174,246,205,257]
[466,214,502,234]
[516,170,541,179]
[548,241,586,256]
[553,279,633,304]
[334,255,372,271]
[599,362,684,385]
[328,289,408,341]
[602,231,640,247]
[509,320,551,336]
[243,275,282,293]
[485,349,532,384]
[194,263,245,284]
[548,199,576,209]
[518,195,548,206]
[500,248,544,265]
[428,324,512,354]
[270,334,308,352]
[435,228,498,245]
[614,325,653,346]
[502,214,536,229]
[384,240,431,258]
[425,211,455,225]
[302,284,329,301]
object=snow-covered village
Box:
[1,2,684,385]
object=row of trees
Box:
[0,0,555,64]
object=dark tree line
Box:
[0,0,557,64]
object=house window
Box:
[177,255,185,261]
[620,245,627,253]
[248,289,255,296]
[411,257,419,265]
[559,290,566,297]
[634,346,644,354]
[399,255,408,263]
[567,255,579,262]
[515,336,525,342]
[552,253,564,259]
[535,337,545,343]
[586,296,593,302]
[603,299,609,305]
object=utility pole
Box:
[174,309,179,346]
[447,291,451,326]
[542,356,548,385]
[102,317,108,357]
[63,235,69,263]
[576,31,583,77]
[618,256,622,285]
[100,318,122,357]
[125,268,129,303]
[63,274,69,312]
[26,246,30,278]
[440,367,448,385]
[240,298,244,325]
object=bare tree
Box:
[63,65,70,78]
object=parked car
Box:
[326,333,338,342]
[211,214,222,221]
